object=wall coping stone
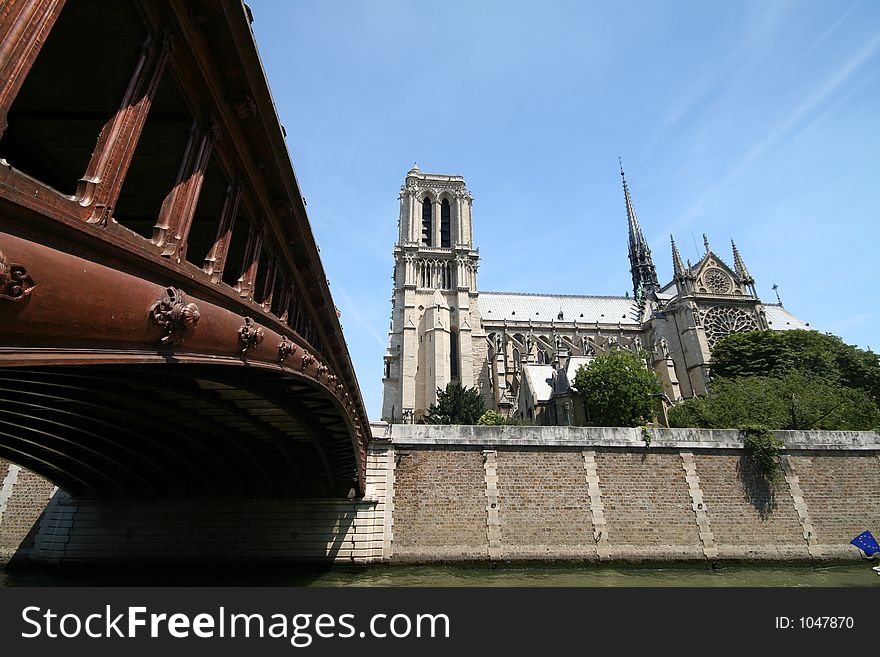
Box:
[370,424,880,451]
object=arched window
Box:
[512,348,520,372]
[537,349,547,364]
[421,198,432,246]
[440,198,451,247]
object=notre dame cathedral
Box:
[380,164,808,425]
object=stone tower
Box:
[381,165,482,422]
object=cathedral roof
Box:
[479,292,641,326]
[521,364,554,404]
[763,304,811,331]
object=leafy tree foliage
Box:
[573,349,661,427]
[710,330,880,405]
[477,409,505,425]
[669,372,880,431]
[424,382,485,425]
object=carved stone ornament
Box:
[704,306,759,349]
[0,250,35,301]
[279,335,297,361]
[300,351,315,371]
[238,316,265,353]
[148,286,200,344]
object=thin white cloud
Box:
[674,32,880,229]
[330,279,388,350]
[754,2,862,104]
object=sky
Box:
[247,0,880,420]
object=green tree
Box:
[573,349,661,427]
[710,329,880,404]
[424,382,485,425]
[477,409,505,425]
[668,372,880,431]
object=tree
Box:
[477,409,505,425]
[573,349,661,427]
[668,372,880,431]
[424,382,485,425]
[710,329,880,405]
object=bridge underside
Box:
[0,365,359,498]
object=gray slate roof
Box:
[479,291,641,325]
[764,304,810,331]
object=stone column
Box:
[483,450,503,560]
[433,200,441,248]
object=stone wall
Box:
[383,425,880,562]
[3,427,880,564]
[391,447,487,560]
[494,450,593,559]
[1,446,391,565]
[0,458,56,562]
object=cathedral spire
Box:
[671,235,686,278]
[620,160,659,298]
[731,239,754,286]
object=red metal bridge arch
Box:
[0,0,370,500]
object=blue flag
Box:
[851,530,880,556]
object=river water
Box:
[2,562,879,587]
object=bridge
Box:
[0,1,378,562]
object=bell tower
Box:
[381,165,482,422]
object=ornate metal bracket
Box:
[148,286,200,344]
[238,316,264,353]
[0,251,35,301]
[279,335,297,361]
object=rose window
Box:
[703,306,758,349]
[704,268,731,294]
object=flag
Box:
[851,530,880,556]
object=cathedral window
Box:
[703,306,759,349]
[421,198,433,246]
[537,349,548,364]
[512,348,520,372]
[440,198,451,247]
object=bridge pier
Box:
[0,445,393,566]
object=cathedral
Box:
[380,164,808,425]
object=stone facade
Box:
[381,166,808,424]
[380,165,483,422]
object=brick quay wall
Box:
[2,426,878,564]
[380,425,880,563]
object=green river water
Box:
[2,562,879,587]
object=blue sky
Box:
[248,0,880,419]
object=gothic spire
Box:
[671,235,686,278]
[620,160,659,298]
[731,239,754,285]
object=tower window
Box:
[440,198,451,248]
[421,198,432,246]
